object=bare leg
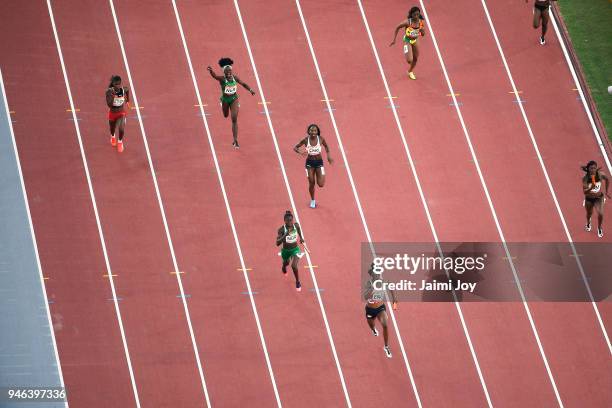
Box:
[230,99,239,146]
[116,116,126,141]
[308,168,316,200]
[315,167,325,188]
[378,311,389,347]
[410,43,419,72]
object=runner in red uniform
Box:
[105,75,130,153]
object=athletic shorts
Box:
[535,3,549,12]
[585,195,605,211]
[108,110,127,121]
[305,158,324,169]
[220,94,239,105]
[365,304,386,319]
[281,246,301,261]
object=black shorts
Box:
[305,158,324,169]
[535,2,549,12]
[365,304,386,319]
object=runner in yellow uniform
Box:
[389,6,426,80]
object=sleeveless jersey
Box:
[306,136,322,156]
[112,87,126,108]
[222,77,238,96]
[284,225,298,244]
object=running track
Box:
[0,0,610,407]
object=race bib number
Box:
[224,85,237,95]
[591,182,601,193]
[403,44,409,53]
[112,96,125,107]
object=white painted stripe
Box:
[0,69,68,408]
[354,1,493,406]
[549,11,612,174]
[480,0,611,356]
[46,1,140,406]
[170,1,281,406]
[420,0,563,406]
[108,1,210,405]
[233,1,352,406]
[293,0,422,405]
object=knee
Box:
[292,265,298,272]
[231,116,238,124]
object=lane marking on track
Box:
[483,0,612,358]
[43,277,50,280]
[258,101,271,105]
[384,96,398,99]
[235,0,353,405]
[236,267,252,271]
[9,110,15,114]
[129,106,143,110]
[170,271,185,275]
[109,1,214,405]
[103,274,118,278]
[296,0,422,405]
[194,103,208,107]
[320,98,334,102]
[358,3,490,405]
[508,90,523,94]
[66,108,80,112]
[173,1,282,406]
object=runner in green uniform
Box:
[276,210,305,292]
[207,57,255,148]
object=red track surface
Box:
[1,0,610,407]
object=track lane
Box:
[0,1,136,406]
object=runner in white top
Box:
[363,264,398,358]
[294,124,333,208]
[582,160,610,237]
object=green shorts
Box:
[281,246,301,261]
[220,93,238,105]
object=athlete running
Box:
[276,210,306,291]
[582,160,610,238]
[105,75,130,153]
[294,124,333,208]
[390,6,426,80]
[207,57,255,148]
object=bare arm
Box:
[276,227,287,246]
[234,75,256,95]
[294,137,307,154]
[602,173,611,198]
[206,66,224,82]
[106,88,114,108]
[389,20,408,46]
[295,223,304,244]
[320,136,333,164]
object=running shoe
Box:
[598,227,603,238]
[296,281,302,292]
[310,200,316,208]
[408,71,416,80]
[585,222,592,232]
[232,141,239,149]
[372,328,379,337]
[110,135,117,146]
[539,36,546,45]
[117,141,124,153]
[282,266,287,276]
[384,346,392,358]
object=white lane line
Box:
[171,1,281,406]
[480,0,611,356]
[420,1,564,406]
[293,0,422,405]
[549,9,612,173]
[0,68,68,408]
[233,0,352,406]
[46,1,140,406]
[354,1,492,406]
[108,1,210,405]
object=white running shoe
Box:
[539,36,546,45]
[372,328,379,337]
[309,200,316,208]
[384,346,392,358]
[585,222,592,232]
[598,227,603,238]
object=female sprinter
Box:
[276,211,305,291]
[582,161,610,238]
[294,124,333,208]
[363,264,398,358]
[207,58,255,148]
[106,75,130,153]
[526,0,557,45]
[389,6,426,80]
